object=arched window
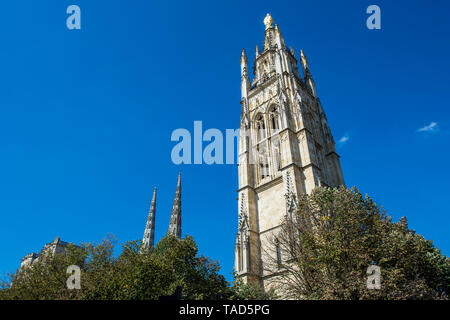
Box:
[255,115,266,142]
[258,145,269,179]
[273,142,281,172]
[269,107,280,133]
[271,116,278,131]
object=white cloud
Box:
[337,134,349,145]
[417,122,439,133]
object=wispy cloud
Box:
[337,134,349,146]
[417,122,439,133]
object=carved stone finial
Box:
[300,49,309,69]
[284,171,298,219]
[264,13,273,30]
[238,193,249,231]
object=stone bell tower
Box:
[234,14,345,289]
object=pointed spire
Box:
[274,23,285,48]
[240,48,248,76]
[241,48,248,62]
[142,187,157,249]
[168,173,181,239]
[300,49,309,70]
[255,45,259,56]
[241,49,250,99]
[300,49,317,97]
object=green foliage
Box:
[275,186,450,300]
[0,234,231,300]
[3,186,447,301]
[230,274,277,300]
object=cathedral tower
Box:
[234,14,345,289]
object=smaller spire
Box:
[142,187,157,249]
[168,173,182,239]
[241,48,248,77]
[290,46,295,56]
[273,23,285,49]
[177,172,181,186]
[300,49,317,97]
[241,49,250,99]
[300,49,309,70]
[255,45,259,56]
[240,48,248,62]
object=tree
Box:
[263,186,450,300]
[230,273,277,300]
[0,234,231,300]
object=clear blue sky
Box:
[1,0,449,283]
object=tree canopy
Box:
[2,186,448,300]
[1,235,231,300]
[265,186,450,299]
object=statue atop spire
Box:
[168,173,182,239]
[264,13,273,30]
[142,187,157,249]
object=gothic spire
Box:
[167,173,181,239]
[274,23,286,49]
[240,48,248,77]
[241,49,250,99]
[300,49,310,72]
[300,49,317,97]
[142,187,157,249]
